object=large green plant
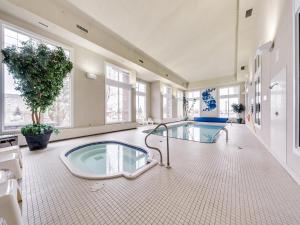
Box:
[1,41,73,134]
[231,103,245,118]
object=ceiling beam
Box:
[187,75,241,90]
[1,0,188,88]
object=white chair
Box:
[147,118,154,125]
[0,146,22,168]
[0,179,22,225]
[0,170,15,182]
[0,154,22,180]
[137,117,146,125]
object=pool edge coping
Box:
[142,121,228,143]
[60,140,158,180]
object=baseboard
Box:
[17,122,137,146]
[246,124,300,185]
[246,124,270,151]
[284,165,300,185]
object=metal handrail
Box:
[221,127,229,142]
[145,123,171,168]
[212,127,229,143]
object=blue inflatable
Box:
[194,117,228,123]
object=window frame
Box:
[162,85,172,119]
[104,62,132,124]
[295,8,300,151]
[176,90,184,118]
[136,80,147,121]
[0,21,74,133]
[218,85,240,118]
[253,55,262,127]
[186,91,201,117]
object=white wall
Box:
[150,81,162,123]
[246,0,300,183]
[150,81,184,123]
[136,78,151,119]
[0,11,141,144]
[189,83,245,119]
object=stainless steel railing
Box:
[144,123,171,168]
[212,127,229,143]
[221,127,229,142]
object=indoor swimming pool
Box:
[144,122,226,143]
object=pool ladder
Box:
[212,127,229,143]
[145,123,171,168]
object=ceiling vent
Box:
[38,22,48,28]
[241,66,246,71]
[245,8,253,18]
[76,24,88,33]
[138,59,144,64]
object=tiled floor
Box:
[8,124,300,224]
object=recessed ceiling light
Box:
[138,59,144,64]
[245,8,253,18]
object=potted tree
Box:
[1,41,73,150]
[231,103,245,124]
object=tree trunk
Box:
[32,111,36,124]
[38,111,42,124]
[35,111,40,124]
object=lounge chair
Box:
[0,153,22,179]
[147,118,154,125]
[0,179,22,225]
[0,146,22,168]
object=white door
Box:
[270,68,287,164]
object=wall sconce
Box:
[256,41,274,55]
[86,73,97,80]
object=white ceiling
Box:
[237,0,258,77]
[0,0,170,84]
[65,0,238,82]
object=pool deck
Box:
[12,124,300,224]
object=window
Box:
[186,91,200,117]
[219,86,240,118]
[162,85,172,119]
[105,64,132,123]
[136,81,146,121]
[297,11,300,149]
[253,54,262,126]
[177,90,184,118]
[1,25,72,131]
[254,76,261,125]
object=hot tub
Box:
[60,141,157,179]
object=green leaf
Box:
[1,41,73,132]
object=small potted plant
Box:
[1,41,73,150]
[231,103,245,124]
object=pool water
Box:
[66,142,149,176]
[145,122,225,143]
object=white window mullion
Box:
[0,23,4,132]
[105,63,132,124]
[117,80,120,122]
[219,86,240,118]
[136,81,147,121]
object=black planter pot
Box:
[237,118,243,124]
[24,131,52,151]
